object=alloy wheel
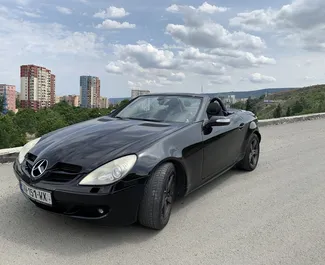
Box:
[161,173,175,221]
[249,138,259,168]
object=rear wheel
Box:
[237,133,260,171]
[138,162,176,230]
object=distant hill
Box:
[243,84,325,119]
[203,87,298,99]
[108,87,297,103]
[108,97,130,104]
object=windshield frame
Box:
[110,94,204,124]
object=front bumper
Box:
[13,160,147,225]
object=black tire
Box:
[138,162,176,230]
[236,133,260,171]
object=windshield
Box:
[113,95,202,123]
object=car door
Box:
[201,113,245,180]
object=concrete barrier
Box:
[0,147,22,164]
[1,111,325,163]
[258,112,325,127]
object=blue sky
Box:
[0,0,325,98]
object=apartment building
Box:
[0,84,16,112]
[80,76,100,108]
[100,96,109,108]
[131,89,150,99]
[61,94,80,107]
[20,64,56,110]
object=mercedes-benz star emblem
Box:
[31,159,48,179]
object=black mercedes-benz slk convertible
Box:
[13,93,261,230]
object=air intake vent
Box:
[140,123,170,127]
[97,118,114,122]
[26,152,37,162]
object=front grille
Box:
[45,162,82,183]
[24,155,83,184]
[52,162,82,173]
[44,172,80,183]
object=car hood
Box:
[30,117,184,172]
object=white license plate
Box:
[20,181,52,206]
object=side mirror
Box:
[207,116,231,127]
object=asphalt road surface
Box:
[1,119,325,265]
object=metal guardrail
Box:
[1,112,325,163]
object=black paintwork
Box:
[13,93,261,224]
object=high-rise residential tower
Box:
[80,76,100,108]
[20,64,56,110]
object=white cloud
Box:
[229,0,325,52]
[0,5,8,14]
[209,76,232,85]
[94,6,129,19]
[166,2,229,14]
[248,73,276,83]
[103,3,276,91]
[166,4,179,13]
[56,6,72,15]
[166,22,266,50]
[180,47,276,68]
[96,19,136,29]
[197,2,229,13]
[179,47,216,60]
[229,9,276,31]
[23,11,41,18]
[15,0,31,6]
[169,72,186,82]
[304,76,315,81]
[114,43,178,69]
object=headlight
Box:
[79,154,137,186]
[18,137,41,164]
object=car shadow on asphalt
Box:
[0,168,245,256]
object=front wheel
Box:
[138,162,176,230]
[236,133,260,171]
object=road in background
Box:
[1,119,325,265]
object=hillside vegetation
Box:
[231,84,325,119]
[0,100,129,149]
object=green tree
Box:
[273,104,282,118]
[13,108,38,134]
[35,109,68,137]
[118,99,130,108]
[0,115,25,148]
[245,97,253,111]
[245,97,259,114]
[16,98,21,108]
[286,106,291,117]
[0,95,3,113]
[231,101,246,109]
[291,100,304,115]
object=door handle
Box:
[238,123,245,129]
